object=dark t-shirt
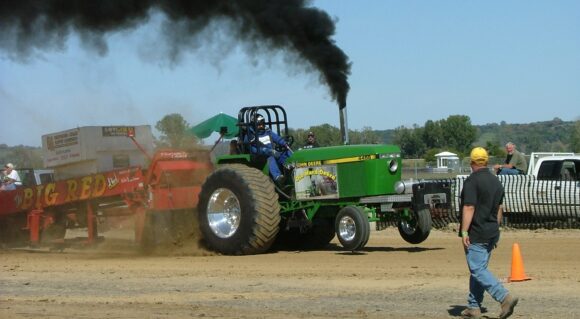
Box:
[459,169,505,243]
[505,154,513,164]
[303,142,319,149]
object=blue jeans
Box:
[268,150,291,180]
[498,168,520,175]
[465,240,508,308]
[2,183,16,191]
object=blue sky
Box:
[1,0,579,147]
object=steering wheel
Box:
[285,135,294,147]
[275,135,294,152]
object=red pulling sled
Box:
[0,149,212,251]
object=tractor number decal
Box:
[294,164,339,200]
[294,154,377,168]
[323,154,377,165]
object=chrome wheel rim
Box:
[206,188,241,238]
[338,215,356,242]
[400,220,416,235]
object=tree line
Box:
[381,117,580,161]
[153,114,384,150]
[2,114,579,169]
[154,113,580,159]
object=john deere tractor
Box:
[197,105,450,255]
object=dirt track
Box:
[1,227,579,319]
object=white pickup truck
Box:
[454,152,580,219]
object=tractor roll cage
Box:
[237,105,290,154]
[238,105,288,137]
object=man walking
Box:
[460,147,518,319]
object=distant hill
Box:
[375,118,577,153]
[1,119,577,168]
[0,144,44,168]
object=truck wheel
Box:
[198,164,280,255]
[398,208,432,244]
[335,206,370,251]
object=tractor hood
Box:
[289,144,401,164]
[289,144,402,199]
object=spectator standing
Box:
[459,147,519,319]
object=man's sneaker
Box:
[499,294,519,319]
[460,307,481,318]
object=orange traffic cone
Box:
[508,243,531,282]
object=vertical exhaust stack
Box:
[339,103,349,145]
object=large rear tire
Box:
[398,208,432,244]
[335,206,370,251]
[198,164,280,255]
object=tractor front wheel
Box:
[398,208,432,244]
[335,206,370,251]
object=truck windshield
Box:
[538,160,580,181]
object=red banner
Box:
[0,167,144,215]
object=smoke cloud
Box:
[0,0,351,108]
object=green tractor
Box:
[197,105,450,255]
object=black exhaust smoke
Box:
[0,0,351,109]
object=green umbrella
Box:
[189,113,239,139]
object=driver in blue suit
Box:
[247,114,292,184]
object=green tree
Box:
[423,148,442,164]
[484,141,503,157]
[422,120,444,149]
[349,126,380,145]
[289,128,307,149]
[569,120,580,153]
[155,113,197,149]
[393,126,410,155]
[311,124,342,146]
[393,125,425,158]
[440,115,477,154]
[0,146,43,168]
[289,123,342,148]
